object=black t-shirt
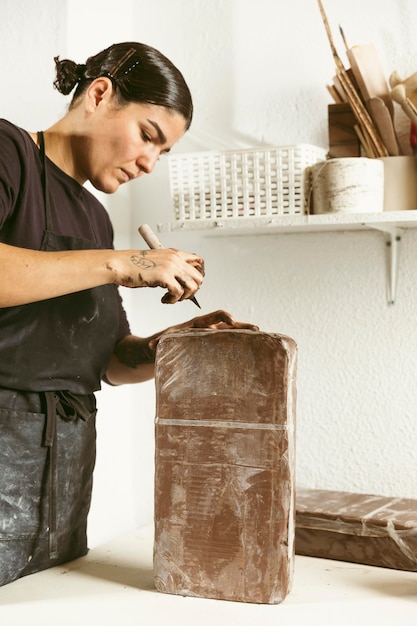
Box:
[0,119,131,389]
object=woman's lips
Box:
[120,168,133,182]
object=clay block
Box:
[153,329,297,604]
[295,488,417,571]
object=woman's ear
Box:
[85,77,114,112]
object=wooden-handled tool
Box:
[138,224,201,309]
[367,97,400,156]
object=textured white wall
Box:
[129,0,417,510]
[0,0,66,128]
[2,0,417,548]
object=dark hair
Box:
[53,42,193,129]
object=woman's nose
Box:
[137,146,160,174]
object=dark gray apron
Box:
[0,132,119,587]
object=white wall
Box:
[2,0,417,548]
[128,0,417,510]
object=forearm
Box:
[105,357,155,385]
[1,242,204,308]
[105,335,156,385]
[0,242,116,307]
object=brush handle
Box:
[138,224,164,249]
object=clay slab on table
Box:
[296,488,417,571]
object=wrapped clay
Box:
[296,488,417,571]
[153,329,297,604]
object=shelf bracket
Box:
[365,223,404,305]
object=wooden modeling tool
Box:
[138,224,201,309]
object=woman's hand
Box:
[147,310,259,349]
[110,247,205,305]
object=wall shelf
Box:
[158,210,417,235]
[158,210,417,305]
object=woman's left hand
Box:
[148,309,259,349]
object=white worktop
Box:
[0,524,415,626]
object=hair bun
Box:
[53,56,82,95]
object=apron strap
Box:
[42,390,95,560]
[44,391,58,560]
[37,131,53,232]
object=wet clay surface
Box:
[153,329,297,604]
[295,488,417,571]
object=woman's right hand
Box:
[109,247,205,304]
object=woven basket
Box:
[168,145,327,222]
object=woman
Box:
[0,41,257,587]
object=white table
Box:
[0,524,415,626]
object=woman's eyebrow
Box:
[147,119,167,145]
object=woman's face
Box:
[76,88,187,193]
